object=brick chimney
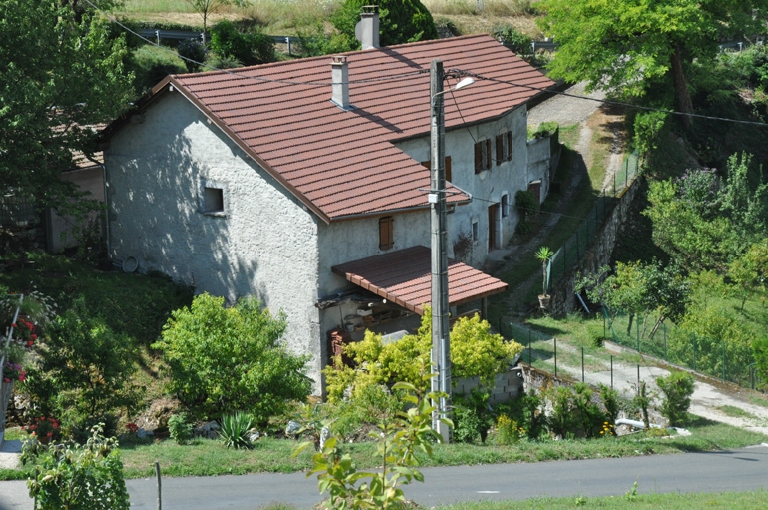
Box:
[355,5,380,50]
[331,56,351,110]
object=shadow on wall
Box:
[109,131,269,306]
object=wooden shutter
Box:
[474,142,482,174]
[496,135,503,166]
[485,139,492,170]
[507,132,514,161]
[445,156,452,182]
[379,216,393,250]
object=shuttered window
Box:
[379,216,394,251]
[421,156,452,182]
[474,139,492,174]
[496,132,513,165]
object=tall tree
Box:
[184,0,248,45]
[0,0,133,209]
[537,0,768,128]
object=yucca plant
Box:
[219,412,255,449]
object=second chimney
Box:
[355,5,380,50]
[331,56,351,110]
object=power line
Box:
[84,0,425,87]
[463,71,768,128]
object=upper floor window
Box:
[496,132,513,165]
[421,156,452,182]
[474,139,492,174]
[379,216,394,251]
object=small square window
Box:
[472,221,479,242]
[204,187,224,213]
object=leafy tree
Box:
[22,297,142,439]
[729,239,768,309]
[0,0,133,209]
[645,155,768,272]
[293,382,447,510]
[332,0,439,50]
[184,0,248,45]
[153,293,311,424]
[537,0,768,127]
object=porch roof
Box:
[331,246,508,315]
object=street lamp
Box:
[429,59,473,441]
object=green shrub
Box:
[515,189,538,234]
[598,384,620,427]
[177,38,207,72]
[128,45,186,93]
[21,297,142,441]
[331,384,402,441]
[544,385,576,438]
[24,424,129,510]
[324,310,522,403]
[453,389,493,444]
[168,412,194,445]
[219,412,255,450]
[491,24,532,55]
[295,24,355,57]
[210,20,276,66]
[153,293,311,424]
[655,371,695,426]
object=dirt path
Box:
[486,83,620,319]
[547,340,768,436]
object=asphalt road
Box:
[2,445,767,509]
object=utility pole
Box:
[430,59,451,442]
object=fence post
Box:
[581,346,584,382]
[610,355,613,389]
[722,340,726,381]
[554,337,557,378]
[664,323,667,360]
[603,312,606,340]
[637,364,640,388]
[528,330,532,365]
[751,366,755,390]
[693,333,697,372]
[155,460,162,510]
[636,317,640,352]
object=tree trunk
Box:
[649,315,665,340]
[670,44,693,130]
[626,314,634,336]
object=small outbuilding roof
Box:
[332,245,509,315]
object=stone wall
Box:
[453,368,525,403]
[548,177,641,317]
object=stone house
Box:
[101,29,554,390]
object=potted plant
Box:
[535,246,553,309]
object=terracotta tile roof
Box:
[121,34,553,222]
[331,245,508,315]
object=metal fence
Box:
[546,153,640,293]
[505,321,673,395]
[603,307,766,391]
[0,195,38,228]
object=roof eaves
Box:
[327,193,472,223]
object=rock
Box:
[319,426,331,450]
[285,420,302,436]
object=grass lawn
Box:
[3,414,765,481]
[436,489,768,510]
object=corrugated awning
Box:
[331,246,508,315]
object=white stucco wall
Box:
[105,92,325,387]
[395,105,548,266]
[315,210,431,348]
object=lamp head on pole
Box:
[432,76,475,100]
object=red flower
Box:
[18,372,26,382]
[30,334,37,340]
[2,378,8,383]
